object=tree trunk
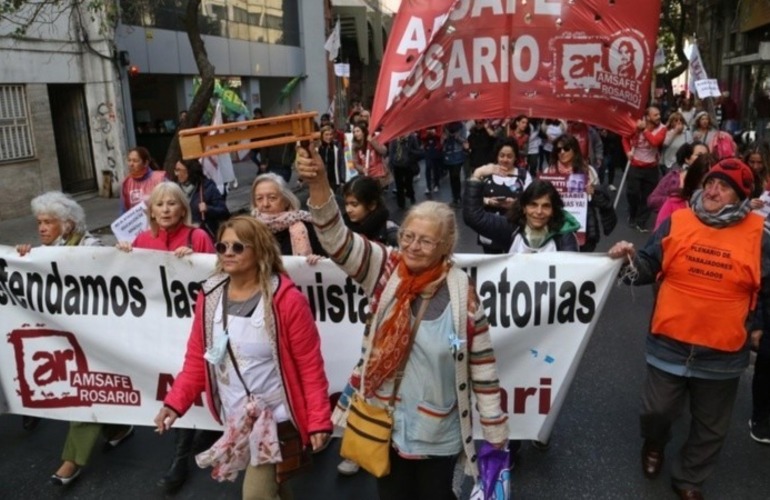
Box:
[659,0,691,92]
[162,0,216,173]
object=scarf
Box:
[363,258,450,397]
[179,181,196,198]
[196,393,282,482]
[344,205,389,242]
[252,209,313,256]
[130,165,149,180]
[689,189,751,228]
[524,225,548,249]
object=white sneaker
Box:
[337,459,360,475]
[433,186,439,193]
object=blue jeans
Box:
[424,157,442,190]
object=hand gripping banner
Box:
[371,0,663,143]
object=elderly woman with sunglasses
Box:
[297,148,508,500]
[154,215,332,499]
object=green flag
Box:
[278,74,307,104]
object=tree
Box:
[160,0,214,172]
[1,0,215,174]
[656,0,696,100]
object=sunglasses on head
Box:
[215,242,251,255]
[555,145,572,153]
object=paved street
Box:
[1,166,769,499]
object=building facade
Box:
[696,0,770,133]
[0,0,393,221]
[0,2,126,219]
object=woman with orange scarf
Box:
[120,146,167,213]
[297,148,508,500]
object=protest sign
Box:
[110,202,147,243]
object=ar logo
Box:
[8,328,89,408]
[559,42,603,90]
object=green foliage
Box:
[0,0,117,37]
[657,0,694,79]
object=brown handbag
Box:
[274,421,312,483]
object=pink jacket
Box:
[164,274,332,445]
[654,197,688,230]
[121,170,166,212]
[133,225,214,253]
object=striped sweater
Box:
[309,194,509,479]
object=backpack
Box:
[710,131,737,161]
[443,135,467,166]
[390,138,411,167]
[424,136,441,160]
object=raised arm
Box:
[296,146,389,295]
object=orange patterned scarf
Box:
[363,258,449,397]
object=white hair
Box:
[30,191,87,235]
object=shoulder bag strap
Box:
[222,285,251,397]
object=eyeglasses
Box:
[215,241,252,255]
[555,146,572,153]
[398,230,441,252]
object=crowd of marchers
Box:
[9,90,770,500]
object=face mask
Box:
[204,332,228,365]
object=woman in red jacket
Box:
[116,182,215,492]
[153,216,332,499]
[116,182,215,255]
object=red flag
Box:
[371,0,662,143]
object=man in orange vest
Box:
[608,158,767,500]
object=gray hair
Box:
[402,201,458,255]
[251,173,300,211]
[30,191,87,235]
[146,182,193,236]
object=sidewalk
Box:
[0,160,259,247]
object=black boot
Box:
[158,428,195,493]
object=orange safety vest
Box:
[653,209,763,352]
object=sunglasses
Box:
[215,241,252,255]
[555,146,572,153]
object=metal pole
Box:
[613,159,632,210]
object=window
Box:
[0,85,35,162]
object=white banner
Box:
[688,44,708,94]
[0,246,619,440]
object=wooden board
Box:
[178,112,320,159]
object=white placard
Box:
[694,79,721,99]
[110,202,148,243]
[334,63,350,78]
